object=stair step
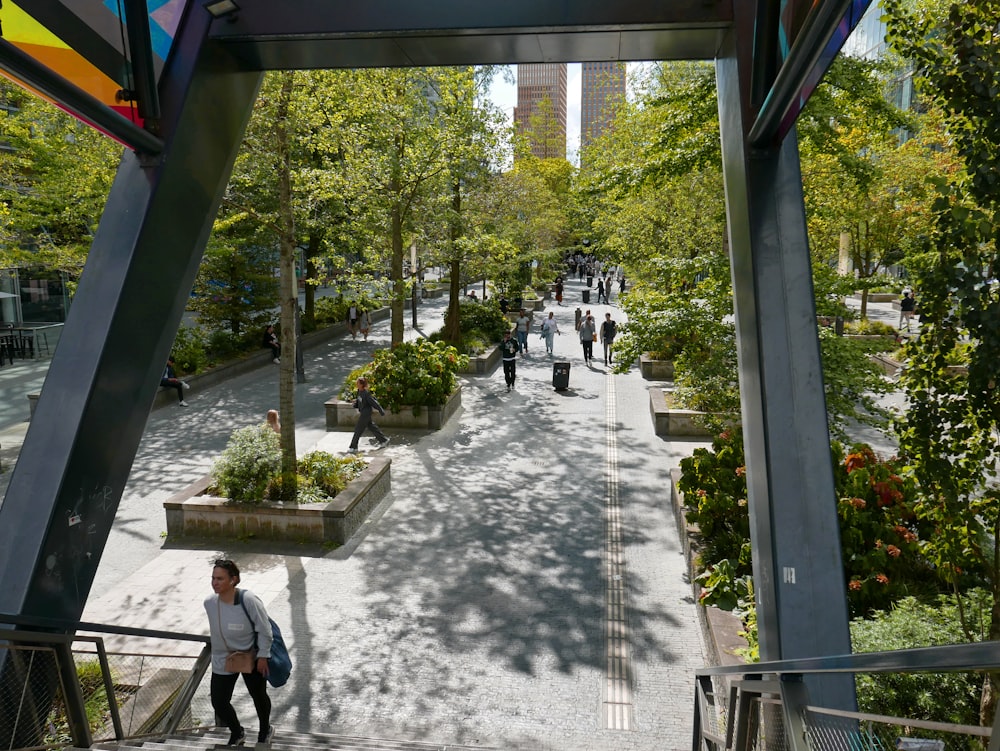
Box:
[79,728,497,751]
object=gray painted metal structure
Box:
[0,0,866,736]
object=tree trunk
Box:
[303,232,321,329]
[275,71,297,498]
[444,180,462,342]
[389,133,405,346]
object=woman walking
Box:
[579,314,596,364]
[205,559,275,747]
[540,311,560,354]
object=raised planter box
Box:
[325,385,462,431]
[852,292,897,303]
[163,456,391,545]
[640,354,675,380]
[650,388,734,437]
[869,353,903,376]
[461,345,501,375]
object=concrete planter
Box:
[325,385,462,431]
[163,456,391,545]
[852,292,897,303]
[640,354,675,380]
[650,388,734,437]
[461,345,501,375]
[869,353,902,376]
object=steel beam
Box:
[0,39,163,154]
[716,10,855,711]
[0,7,261,628]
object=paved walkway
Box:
[2,279,721,749]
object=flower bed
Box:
[163,456,391,545]
[325,385,462,431]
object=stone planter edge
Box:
[640,353,675,381]
[163,456,391,545]
[460,345,501,375]
[325,385,462,431]
[649,388,734,437]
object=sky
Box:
[488,63,583,165]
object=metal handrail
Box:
[0,615,212,750]
[693,642,1000,751]
[696,639,1000,677]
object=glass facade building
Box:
[514,63,567,159]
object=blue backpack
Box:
[238,590,292,688]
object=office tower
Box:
[514,63,567,159]
[580,62,626,164]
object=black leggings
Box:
[211,670,270,736]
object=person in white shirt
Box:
[540,311,561,354]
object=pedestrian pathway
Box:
[1,282,918,749]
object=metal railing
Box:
[0,613,212,750]
[694,641,1000,751]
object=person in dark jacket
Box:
[161,357,190,407]
[348,377,389,452]
[262,325,280,363]
[500,329,521,391]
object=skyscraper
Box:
[580,62,626,164]
[514,63,567,160]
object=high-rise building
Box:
[580,62,626,163]
[514,63,567,159]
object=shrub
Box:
[312,294,379,328]
[339,339,468,412]
[170,325,209,375]
[298,451,367,497]
[845,319,897,336]
[211,425,281,503]
[851,592,988,729]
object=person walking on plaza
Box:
[349,376,389,452]
[500,329,521,391]
[262,325,280,363]
[266,409,280,434]
[579,314,596,365]
[160,357,190,407]
[555,276,564,306]
[899,291,916,332]
[600,312,618,366]
[540,311,561,354]
[205,559,275,748]
[514,308,532,355]
[347,304,359,339]
[358,308,372,341]
[597,278,606,305]
[619,275,626,295]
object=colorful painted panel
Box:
[0,0,187,126]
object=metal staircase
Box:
[81,729,496,751]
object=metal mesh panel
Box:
[756,698,790,751]
[76,649,213,740]
[0,643,68,749]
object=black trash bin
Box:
[582,289,591,304]
[553,361,571,391]
[586,275,594,287]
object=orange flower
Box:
[735,466,746,477]
[875,573,889,584]
[886,545,901,558]
[849,497,866,510]
[848,579,862,591]
[697,489,707,497]
[874,539,883,549]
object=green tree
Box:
[885,0,1000,723]
[0,81,119,287]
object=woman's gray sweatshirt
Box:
[204,589,273,674]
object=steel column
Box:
[0,0,261,720]
[716,18,855,711]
